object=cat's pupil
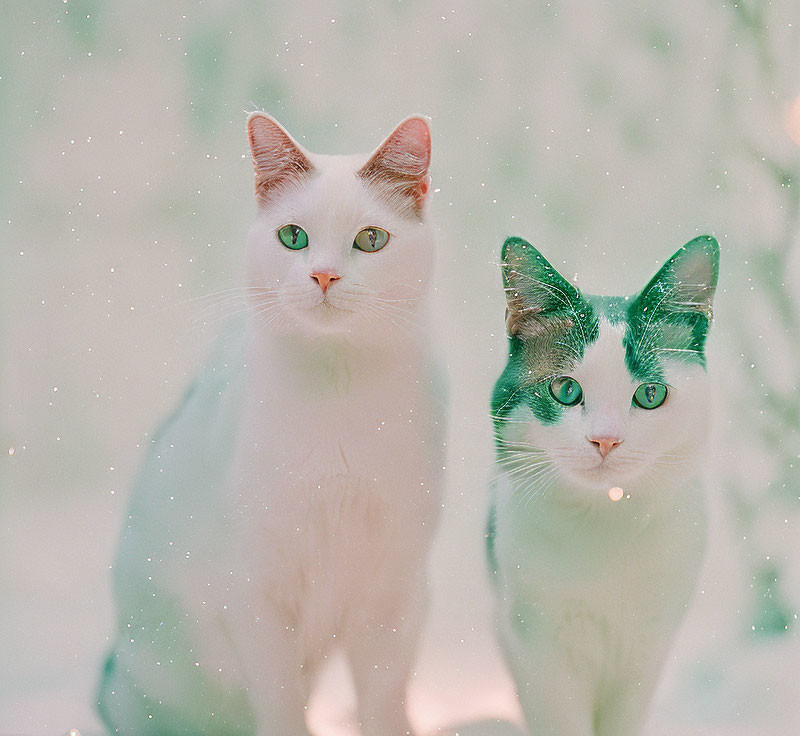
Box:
[367,229,377,248]
[290,225,300,244]
[645,384,656,403]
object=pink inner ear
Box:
[359,117,432,217]
[418,175,432,198]
[247,114,312,201]
[382,117,431,177]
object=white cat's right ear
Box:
[247,112,313,204]
[359,116,432,218]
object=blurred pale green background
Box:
[2,1,799,734]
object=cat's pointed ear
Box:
[358,115,432,218]
[501,236,586,338]
[634,235,720,323]
[247,112,313,204]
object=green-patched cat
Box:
[487,235,719,736]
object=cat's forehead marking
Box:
[274,153,397,238]
[307,153,366,198]
[574,318,635,402]
[578,318,625,369]
[585,294,630,326]
[586,292,671,383]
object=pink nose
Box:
[310,272,341,293]
[587,436,623,458]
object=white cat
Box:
[98,113,445,736]
[486,236,719,735]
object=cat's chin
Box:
[285,300,388,341]
[289,298,416,342]
[558,461,647,493]
[289,303,355,335]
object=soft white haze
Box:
[1,1,799,734]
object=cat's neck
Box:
[512,463,703,523]
[244,322,427,397]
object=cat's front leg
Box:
[498,622,594,736]
[513,664,594,736]
[346,570,427,736]
[593,657,664,736]
[228,597,313,736]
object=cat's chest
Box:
[226,360,442,587]
[272,386,429,465]
[497,503,706,680]
[234,356,443,512]
[496,478,706,622]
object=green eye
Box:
[353,227,390,252]
[633,383,668,409]
[549,376,583,407]
[277,224,309,250]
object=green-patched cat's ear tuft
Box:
[247,112,314,205]
[625,235,719,374]
[635,235,719,322]
[501,236,588,338]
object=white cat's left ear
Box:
[359,116,432,218]
[247,112,313,205]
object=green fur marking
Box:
[751,563,793,637]
[487,234,720,625]
[623,235,719,381]
[492,235,719,435]
[492,237,599,431]
[585,294,630,325]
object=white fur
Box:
[98,120,444,736]
[491,319,710,736]
[226,147,443,735]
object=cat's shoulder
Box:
[126,323,247,512]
